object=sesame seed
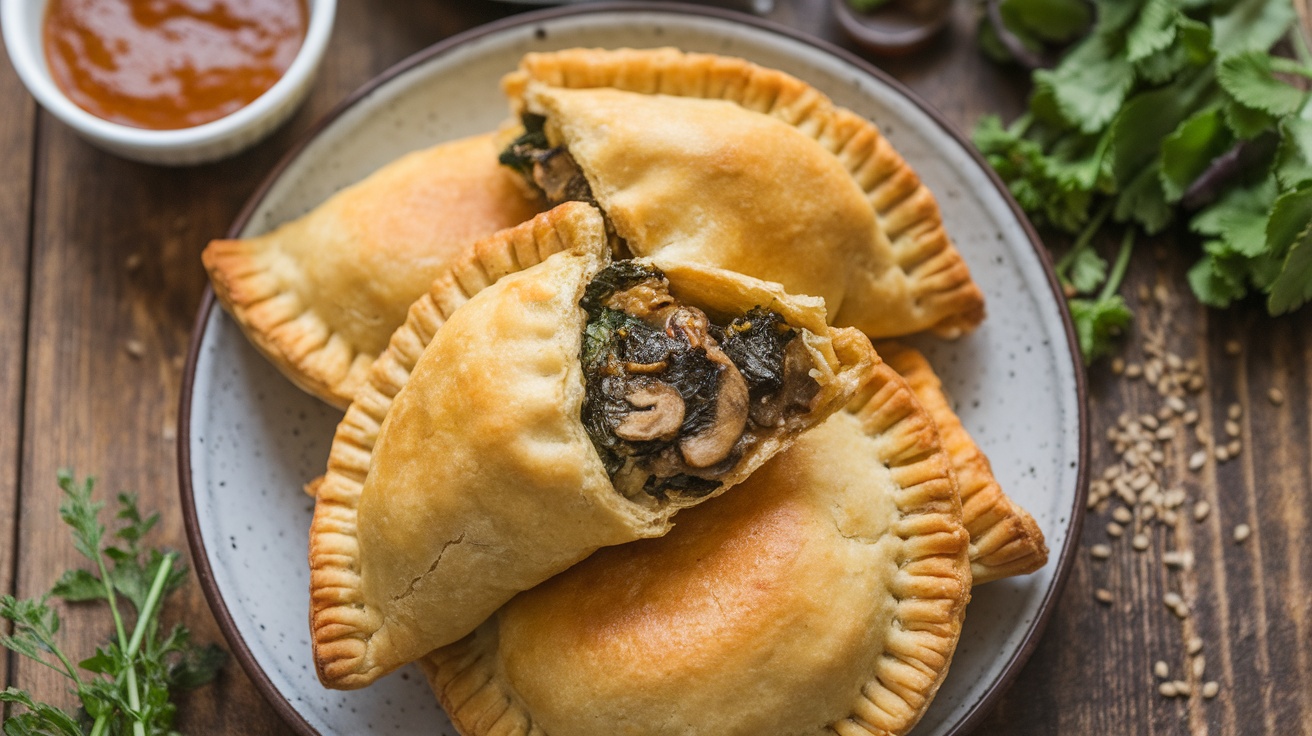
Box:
[162,424,176,442]
[1141,413,1159,429]
[1224,339,1241,356]
[1154,284,1170,304]
[1187,637,1203,655]
[1166,353,1182,370]
[1159,682,1178,698]
[124,339,145,359]
[1133,534,1150,551]
[1167,396,1186,414]
[1228,403,1242,420]
[1154,660,1169,679]
[1149,450,1165,464]
[1215,446,1231,462]
[1145,363,1162,385]
[1139,284,1152,302]
[1268,387,1286,405]
[1091,544,1111,560]
[1157,405,1175,421]
[1163,510,1179,526]
[1187,375,1206,393]
[1193,500,1211,522]
[1107,522,1125,538]
[1155,426,1176,440]
[1174,680,1192,696]
[1113,506,1134,523]
[1192,656,1206,678]
[1189,451,1207,471]
[1111,357,1125,375]
[1203,681,1220,699]
[1195,424,1211,445]
[1103,465,1121,480]
[1227,439,1242,456]
[1173,603,1190,619]
[1225,420,1241,437]
[1234,524,1251,543]
[1118,413,1131,428]
[125,253,143,271]
[1164,592,1183,608]
[1125,363,1143,378]
[1183,409,1199,425]
[1143,505,1158,521]
[1096,588,1114,604]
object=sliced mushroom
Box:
[614,383,685,442]
[531,148,591,203]
[749,338,820,427]
[679,346,750,468]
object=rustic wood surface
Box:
[2,0,1309,734]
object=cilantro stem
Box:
[127,554,175,658]
[1055,199,1114,279]
[1099,228,1135,303]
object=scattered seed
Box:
[1193,500,1211,522]
[1195,424,1211,445]
[1159,682,1178,698]
[1167,396,1186,414]
[1183,409,1199,425]
[1192,656,1206,678]
[1091,544,1112,560]
[1187,375,1206,392]
[1189,451,1207,471]
[125,253,143,271]
[1107,522,1125,538]
[1225,420,1241,437]
[1140,413,1159,429]
[1096,588,1114,604]
[1164,509,1180,526]
[1139,284,1152,302]
[1126,363,1143,378]
[1228,403,1242,420]
[1215,446,1231,462]
[1174,680,1192,696]
[1164,592,1183,608]
[1224,339,1241,356]
[1154,660,1170,679]
[1103,465,1121,480]
[1156,426,1176,441]
[1111,358,1125,375]
[1133,534,1150,551]
[1228,439,1242,457]
[1149,450,1165,464]
[1163,550,1194,569]
[124,339,145,359]
[1157,405,1175,421]
[1142,505,1158,521]
[1113,506,1133,523]
[1234,524,1251,543]
[1154,284,1170,305]
[1187,636,1204,655]
[1145,363,1162,385]
[1203,681,1220,699]
[1268,387,1286,405]
[162,424,176,442]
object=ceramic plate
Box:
[180,5,1087,735]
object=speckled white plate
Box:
[180,5,1087,735]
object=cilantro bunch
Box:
[974,0,1312,361]
[1,472,224,735]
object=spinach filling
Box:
[579,262,819,500]
[500,113,596,206]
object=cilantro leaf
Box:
[1192,177,1277,257]
[1070,295,1134,363]
[1269,222,1312,312]
[1266,184,1312,258]
[1188,249,1252,307]
[999,0,1092,43]
[1126,0,1177,62]
[1038,34,1137,133]
[1210,0,1295,58]
[1218,51,1308,117]
[1066,245,1109,293]
[1160,107,1234,202]
[1115,164,1173,233]
[1276,116,1312,188]
[0,689,83,736]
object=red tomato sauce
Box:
[44,0,308,130]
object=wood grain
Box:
[0,27,36,696]
[3,0,1311,734]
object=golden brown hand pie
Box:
[203,132,542,408]
[309,202,877,689]
[876,341,1048,584]
[500,47,985,339]
[421,356,971,736]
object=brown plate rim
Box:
[177,3,1090,734]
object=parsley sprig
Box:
[1,471,224,735]
[975,0,1312,361]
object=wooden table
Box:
[2,1,1310,734]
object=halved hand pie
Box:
[500,47,985,339]
[877,341,1048,583]
[421,355,971,736]
[309,202,876,689]
[203,132,542,408]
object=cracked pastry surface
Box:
[421,355,971,736]
[307,202,876,689]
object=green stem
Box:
[119,554,174,736]
[1055,199,1114,278]
[89,715,107,736]
[93,550,144,736]
[1099,228,1135,303]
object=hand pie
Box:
[309,202,877,689]
[421,356,971,736]
[203,132,542,408]
[499,47,985,339]
[877,341,1048,583]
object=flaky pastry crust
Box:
[877,341,1048,584]
[203,132,542,408]
[503,47,985,339]
[421,353,971,736]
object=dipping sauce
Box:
[43,0,308,130]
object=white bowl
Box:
[1,0,335,165]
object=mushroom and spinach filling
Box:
[580,262,822,500]
[500,113,596,206]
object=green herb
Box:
[975,0,1312,362]
[1,471,225,735]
